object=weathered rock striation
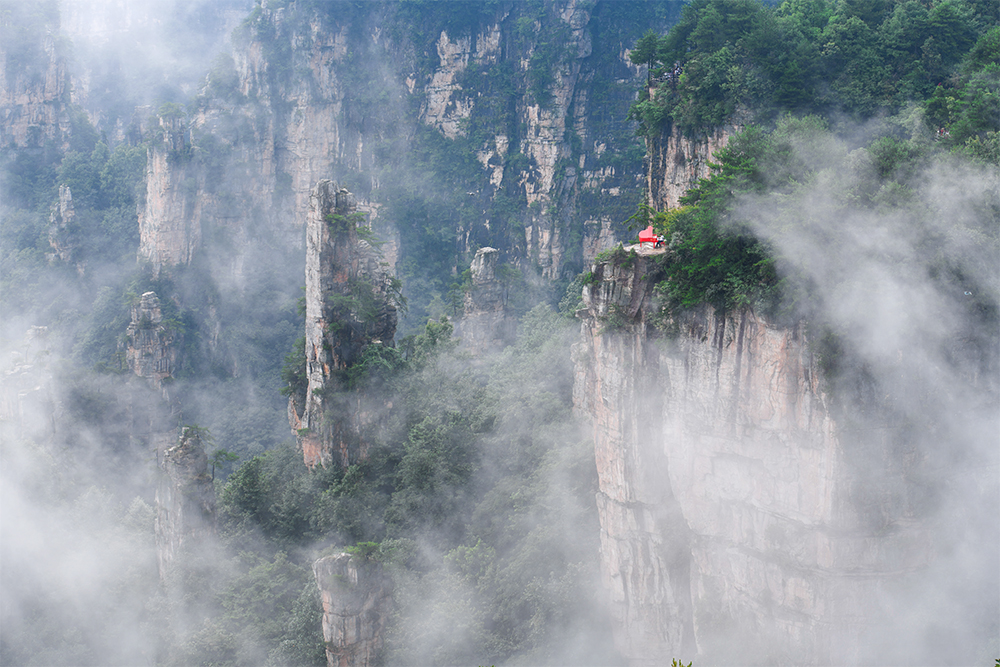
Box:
[138,113,202,276]
[573,253,935,665]
[646,123,736,211]
[122,290,182,473]
[454,246,516,351]
[47,185,82,272]
[0,11,70,149]
[289,180,398,468]
[131,1,657,282]
[125,291,177,389]
[313,553,393,667]
[154,426,216,581]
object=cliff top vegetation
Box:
[621,0,997,331]
[629,0,998,139]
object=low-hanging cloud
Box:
[734,126,999,662]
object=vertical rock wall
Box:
[573,254,935,665]
[454,246,516,351]
[47,185,81,272]
[138,115,202,276]
[290,180,397,468]
[132,1,657,281]
[125,291,177,388]
[0,10,70,149]
[124,290,182,469]
[154,426,216,581]
[313,553,393,667]
[646,123,736,211]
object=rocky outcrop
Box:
[573,254,934,665]
[313,553,393,667]
[646,123,736,210]
[137,113,201,276]
[129,1,658,290]
[290,180,398,468]
[0,9,70,149]
[454,247,516,351]
[154,426,216,581]
[0,327,56,441]
[125,291,177,389]
[47,185,81,272]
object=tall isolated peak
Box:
[155,425,216,582]
[125,291,178,389]
[290,180,398,468]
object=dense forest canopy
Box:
[629,0,998,137]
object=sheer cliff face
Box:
[573,255,934,665]
[454,246,516,351]
[136,1,656,281]
[290,180,397,468]
[125,291,177,388]
[0,13,70,149]
[47,185,80,271]
[313,553,393,667]
[138,116,201,276]
[155,426,216,581]
[646,123,735,210]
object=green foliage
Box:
[279,336,307,399]
[342,342,406,390]
[325,276,385,339]
[210,449,240,482]
[324,210,366,234]
[629,0,995,137]
[46,138,147,264]
[72,272,192,373]
[594,244,638,269]
[642,124,789,312]
[630,29,661,72]
[600,304,633,332]
[924,26,999,151]
[383,305,618,665]
[215,307,619,664]
[638,103,999,344]
[526,23,571,107]
[344,541,382,561]
[205,52,242,102]
[168,549,325,667]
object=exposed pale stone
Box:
[132,2,647,288]
[582,217,618,265]
[154,426,216,581]
[573,253,935,665]
[454,247,516,352]
[291,180,397,468]
[124,292,177,387]
[313,553,393,667]
[646,123,737,210]
[0,20,70,149]
[47,185,82,272]
[138,115,201,276]
[423,31,474,139]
